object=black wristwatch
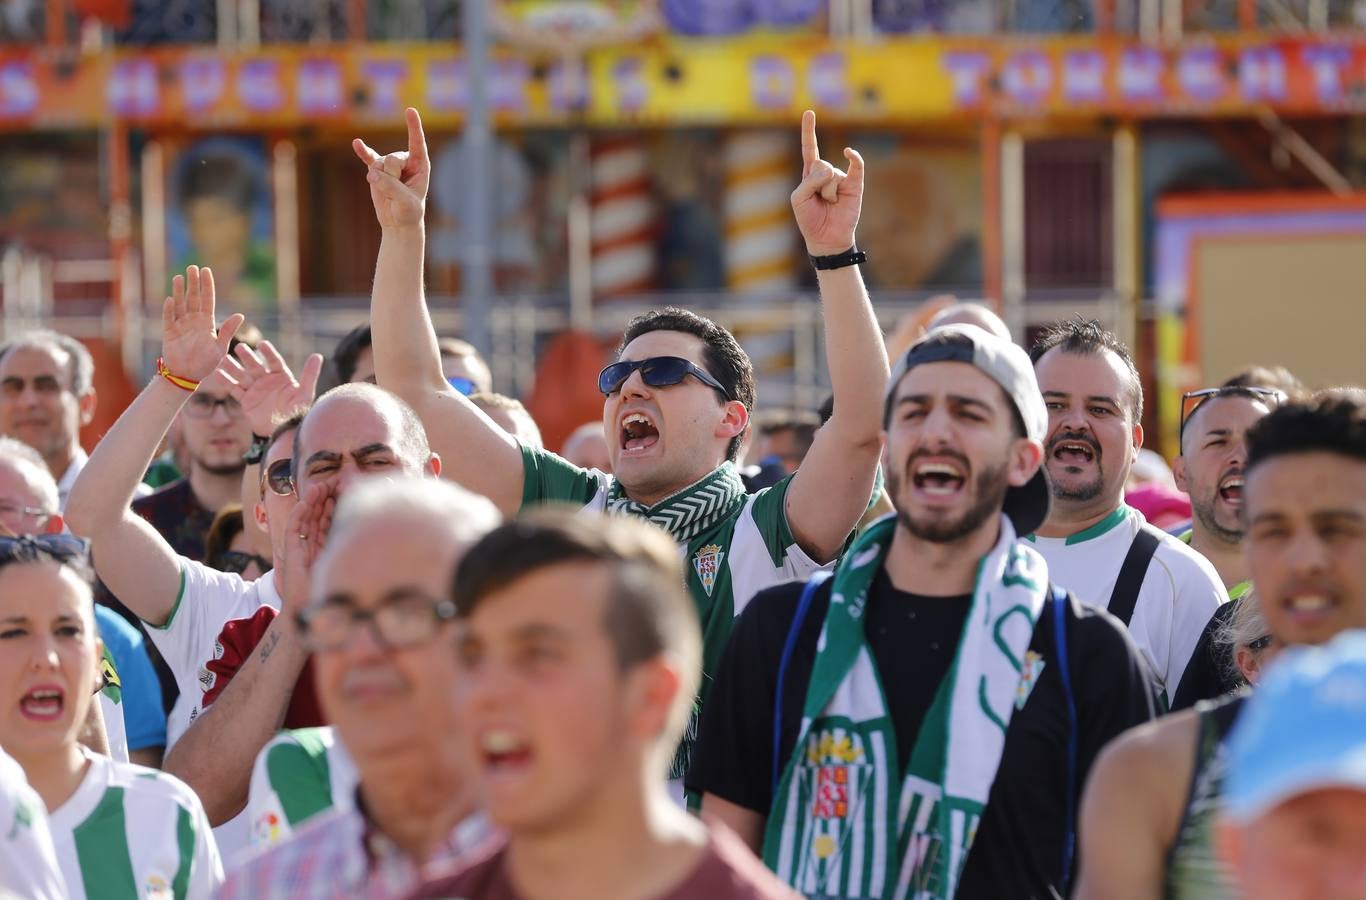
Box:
[809,245,867,270]
[243,433,270,465]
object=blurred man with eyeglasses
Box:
[358,109,888,792]
[0,436,167,769]
[221,477,500,898]
[1168,382,1285,709]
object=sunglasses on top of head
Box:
[1178,386,1287,443]
[597,357,731,400]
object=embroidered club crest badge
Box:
[1015,650,1046,710]
[693,544,724,597]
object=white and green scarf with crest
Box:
[762,513,1050,899]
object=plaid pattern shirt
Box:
[219,802,492,900]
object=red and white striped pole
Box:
[590,135,656,299]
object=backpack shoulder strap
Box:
[1051,586,1078,894]
[1107,525,1162,626]
[772,570,832,798]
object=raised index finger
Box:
[801,110,819,177]
[406,107,428,164]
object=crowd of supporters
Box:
[1,107,1364,899]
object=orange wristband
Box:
[155,357,199,392]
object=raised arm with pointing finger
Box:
[357,109,887,780]
[355,109,526,516]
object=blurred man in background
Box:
[0,330,150,509]
[560,421,611,473]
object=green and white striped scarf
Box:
[762,513,1050,899]
[606,462,746,544]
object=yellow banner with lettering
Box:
[2,35,1363,129]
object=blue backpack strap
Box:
[1052,585,1079,893]
[772,570,832,798]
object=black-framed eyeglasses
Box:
[1179,387,1287,444]
[294,590,457,653]
[448,376,476,396]
[184,394,244,420]
[259,457,293,498]
[1248,634,1274,652]
[0,534,89,571]
[597,356,730,400]
[215,550,272,577]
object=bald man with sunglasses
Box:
[357,109,889,792]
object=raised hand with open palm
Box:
[161,265,244,384]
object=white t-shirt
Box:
[47,747,222,900]
[0,748,65,900]
[1029,505,1229,700]
[142,563,281,749]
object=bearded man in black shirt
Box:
[688,325,1157,899]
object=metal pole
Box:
[461,0,495,358]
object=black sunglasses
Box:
[260,458,293,497]
[1179,387,1287,444]
[216,550,272,577]
[0,534,89,570]
[597,356,730,400]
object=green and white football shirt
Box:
[47,747,222,899]
[0,747,65,900]
[246,726,358,850]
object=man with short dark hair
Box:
[412,509,798,900]
[690,325,1155,898]
[331,323,375,385]
[1076,391,1366,900]
[1029,318,1227,702]
[356,108,889,785]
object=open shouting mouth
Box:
[619,411,660,455]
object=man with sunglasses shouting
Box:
[1168,381,1286,709]
[355,108,889,790]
